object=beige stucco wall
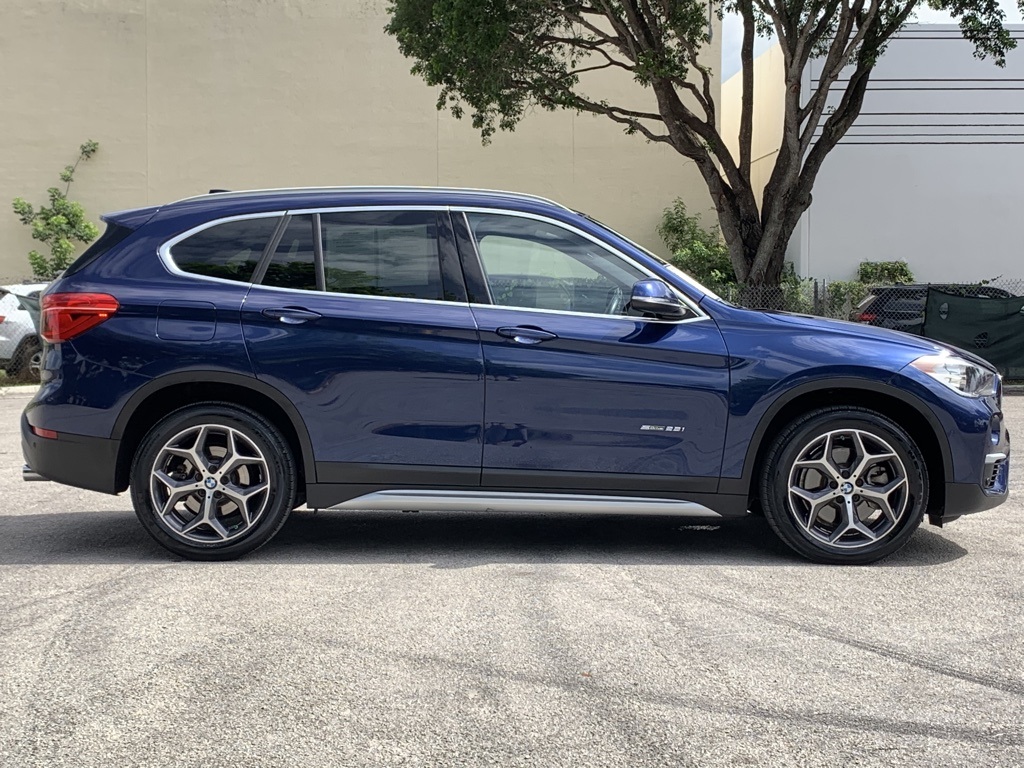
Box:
[0,0,720,283]
[720,44,787,207]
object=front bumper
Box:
[937,418,1010,524]
[21,415,121,495]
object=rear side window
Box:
[62,223,135,278]
[170,217,281,282]
[320,211,442,300]
[262,215,317,291]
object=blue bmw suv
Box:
[22,187,1009,563]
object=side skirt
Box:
[306,485,749,517]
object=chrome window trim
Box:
[467,301,708,325]
[159,204,708,327]
[159,207,452,291]
[158,211,286,286]
[454,206,709,323]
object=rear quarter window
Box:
[169,216,281,282]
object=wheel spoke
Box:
[153,470,203,493]
[160,487,199,518]
[804,499,833,531]
[793,458,842,483]
[859,477,907,523]
[849,431,870,477]
[790,485,834,505]
[164,426,213,474]
[219,431,260,477]
[220,481,268,526]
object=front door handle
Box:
[495,326,558,345]
[262,307,323,325]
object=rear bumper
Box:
[21,415,121,495]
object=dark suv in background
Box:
[22,188,1010,564]
[852,284,1015,335]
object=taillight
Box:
[856,312,877,323]
[40,293,120,343]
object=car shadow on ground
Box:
[0,509,968,567]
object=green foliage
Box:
[826,280,870,314]
[779,262,814,313]
[658,199,736,287]
[12,141,100,280]
[857,260,914,284]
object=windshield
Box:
[578,213,729,304]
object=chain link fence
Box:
[717,278,1024,380]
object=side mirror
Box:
[629,279,686,320]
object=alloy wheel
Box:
[787,428,909,549]
[149,424,271,544]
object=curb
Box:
[0,386,38,399]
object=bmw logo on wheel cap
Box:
[204,477,217,490]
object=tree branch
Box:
[738,0,756,182]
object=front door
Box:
[456,211,730,496]
[241,209,484,489]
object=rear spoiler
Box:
[101,205,162,230]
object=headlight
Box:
[909,352,999,398]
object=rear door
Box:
[454,210,731,497]
[241,208,484,491]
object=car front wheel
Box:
[760,407,928,564]
[130,403,297,560]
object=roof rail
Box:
[171,185,571,210]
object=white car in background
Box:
[0,282,47,382]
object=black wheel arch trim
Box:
[110,370,317,483]
[719,376,953,497]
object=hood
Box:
[763,311,998,371]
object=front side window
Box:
[466,213,646,316]
[320,211,443,300]
[170,216,281,282]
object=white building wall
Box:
[806,25,1024,281]
[724,25,1024,282]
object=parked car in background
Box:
[21,188,1010,565]
[851,284,1015,335]
[0,283,46,382]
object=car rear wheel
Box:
[130,403,297,560]
[7,336,42,383]
[760,407,928,564]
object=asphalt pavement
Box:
[0,386,1021,767]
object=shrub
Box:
[827,279,869,315]
[857,260,914,284]
[657,199,736,288]
[12,140,100,280]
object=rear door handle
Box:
[261,307,323,325]
[495,326,558,345]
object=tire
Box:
[7,336,42,383]
[759,406,928,565]
[130,402,298,560]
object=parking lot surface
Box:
[0,388,1021,767]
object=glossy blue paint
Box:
[471,305,729,478]
[241,286,484,468]
[22,187,1009,521]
